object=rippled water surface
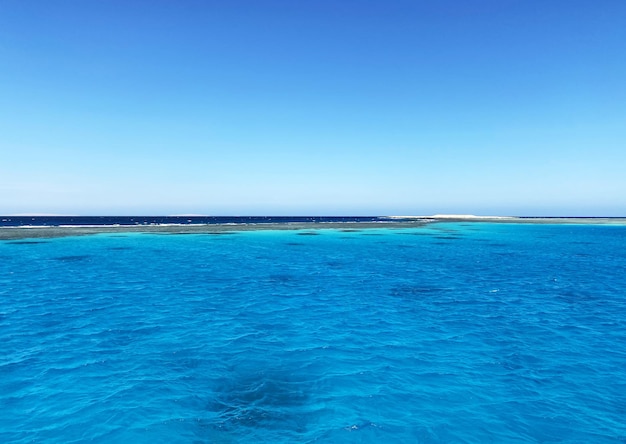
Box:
[2,223,626,443]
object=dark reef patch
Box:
[206,369,309,432]
[296,232,320,236]
[391,286,452,299]
[492,251,520,257]
[52,255,91,262]
[6,240,49,245]
[269,274,296,283]
[326,261,344,268]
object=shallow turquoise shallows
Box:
[1,223,626,443]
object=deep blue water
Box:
[0,216,391,227]
[1,223,625,443]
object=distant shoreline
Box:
[1,216,625,241]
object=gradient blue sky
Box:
[1,1,625,216]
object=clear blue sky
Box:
[1,0,625,216]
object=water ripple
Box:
[1,225,625,442]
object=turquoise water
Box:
[1,223,625,443]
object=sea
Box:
[1,217,625,443]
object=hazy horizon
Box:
[3,212,626,218]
